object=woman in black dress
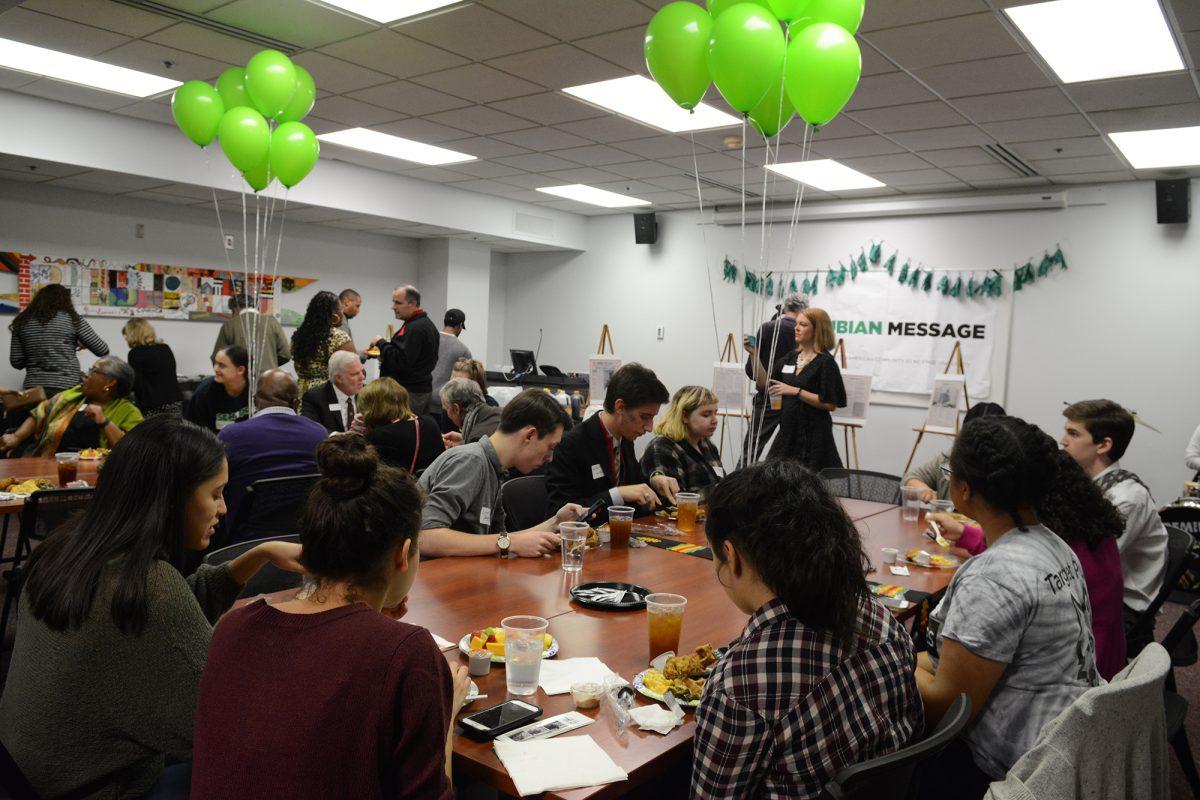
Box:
[122,319,182,418]
[746,307,846,470]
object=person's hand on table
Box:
[449,662,472,713]
[510,530,560,557]
[618,483,660,509]
[81,403,107,424]
[442,431,463,448]
[649,474,679,506]
[0,433,19,452]
[554,503,585,524]
[767,380,797,399]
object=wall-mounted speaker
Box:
[634,212,658,244]
[1156,178,1189,224]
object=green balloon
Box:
[747,75,795,137]
[277,65,316,124]
[243,156,273,193]
[644,2,713,110]
[707,0,772,17]
[215,68,251,111]
[784,22,861,126]
[706,3,786,113]
[244,49,297,120]
[269,122,319,188]
[171,80,224,147]
[788,0,865,34]
[768,0,812,21]
[218,106,270,173]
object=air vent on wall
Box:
[111,0,301,54]
[982,143,1039,178]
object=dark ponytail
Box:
[949,416,1059,531]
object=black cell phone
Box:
[581,498,606,525]
[460,699,542,741]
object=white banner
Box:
[816,271,1003,399]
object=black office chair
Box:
[819,693,971,800]
[1161,598,1200,798]
[820,468,903,505]
[502,475,548,531]
[0,488,94,646]
[203,534,303,599]
[225,474,319,547]
[1127,526,1196,658]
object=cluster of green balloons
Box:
[170,49,320,192]
[644,0,864,137]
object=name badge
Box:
[591,464,604,480]
[782,365,796,374]
[328,403,342,411]
[480,506,492,526]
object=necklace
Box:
[795,349,816,367]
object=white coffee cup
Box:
[881,547,899,564]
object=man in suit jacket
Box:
[546,363,673,522]
[301,350,365,433]
[218,369,329,542]
[370,284,439,415]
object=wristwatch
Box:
[497,533,511,559]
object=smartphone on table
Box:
[460,699,542,741]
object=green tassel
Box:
[858,250,868,271]
[723,259,738,283]
[967,276,978,297]
[744,269,760,294]
[923,272,933,292]
[789,278,798,293]
[937,275,950,295]
[908,268,920,288]
[826,267,836,288]
[850,259,858,280]
[765,276,775,297]
[884,252,897,275]
[869,242,882,264]
[1053,246,1067,270]
[898,262,910,284]
[950,276,962,298]
[1037,254,1053,277]
[838,265,847,286]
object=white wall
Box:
[0,180,419,384]
[499,180,1200,502]
[487,251,509,371]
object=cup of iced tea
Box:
[676,492,700,533]
[55,452,79,487]
[608,505,634,549]
[770,391,782,411]
[646,593,686,660]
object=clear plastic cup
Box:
[676,492,700,532]
[930,499,954,515]
[501,615,548,696]
[901,485,922,522]
[645,593,686,661]
[559,521,588,573]
[54,452,79,487]
[608,505,634,549]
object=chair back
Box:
[821,693,971,800]
[1128,527,1196,647]
[1159,501,1200,594]
[502,475,548,531]
[18,488,95,547]
[820,468,903,505]
[228,474,319,544]
[203,534,303,599]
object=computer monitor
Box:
[510,349,537,377]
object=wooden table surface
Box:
[235,496,956,800]
[0,456,102,515]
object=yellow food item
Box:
[486,642,506,657]
[643,669,670,695]
[543,633,552,650]
[469,635,486,652]
[663,644,718,679]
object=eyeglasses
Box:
[939,462,953,479]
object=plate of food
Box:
[570,581,650,610]
[78,448,110,460]
[460,627,558,663]
[364,346,381,357]
[899,548,960,570]
[0,477,54,497]
[632,645,720,708]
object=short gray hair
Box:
[92,356,135,398]
[327,350,360,380]
[782,292,809,313]
[440,376,484,410]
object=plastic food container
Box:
[468,649,492,677]
[571,681,602,710]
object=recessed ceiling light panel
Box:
[563,75,740,133]
[315,1,463,24]
[0,37,181,97]
[536,184,651,208]
[766,160,885,191]
[317,128,476,165]
[1109,126,1200,169]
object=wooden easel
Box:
[831,338,861,470]
[902,340,971,474]
[596,324,615,355]
[715,333,751,458]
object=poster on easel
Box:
[832,371,873,427]
[713,362,749,415]
[924,374,965,434]
[588,355,621,401]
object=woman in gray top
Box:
[8,284,109,396]
[0,416,302,799]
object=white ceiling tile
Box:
[1010,137,1115,161]
[448,136,533,158]
[23,0,172,37]
[451,178,521,196]
[145,22,261,65]
[52,169,170,191]
[400,5,556,60]
[481,0,652,40]
[556,114,660,142]
[915,54,1053,99]
[1089,103,1200,132]
[0,7,129,55]
[840,153,935,173]
[890,125,995,150]
[494,187,554,203]
[96,39,230,83]
[0,167,55,183]
[873,168,956,186]
[401,166,468,182]
[444,160,528,179]
[123,189,198,205]
[592,179,657,194]
[849,101,969,133]
[150,182,219,200]
[549,143,640,166]
[487,44,627,90]
[489,92,605,125]
[17,79,135,110]
[149,1,226,12]
[864,13,1024,70]
[496,172,560,189]
[844,72,937,111]
[424,105,537,135]
[983,114,1095,143]
[613,136,698,159]
[1067,74,1199,112]
[573,26,648,74]
[861,0,988,32]
[1030,154,1128,175]
[893,181,971,194]
[44,177,125,195]
[539,167,626,184]
[807,114,873,140]
[952,87,1075,123]
[659,151,746,171]
[347,81,470,115]
[493,152,583,172]
[205,0,375,49]
[371,117,474,142]
[944,163,1022,181]
[112,98,174,125]
[489,127,593,150]
[293,51,392,94]
[284,206,356,223]
[0,66,39,89]
[412,63,543,104]
[1050,171,1137,184]
[307,95,405,127]
[916,147,996,167]
[640,190,693,204]
[1170,0,1200,31]
[646,174,698,190]
[605,160,682,179]
[318,29,467,80]
[0,153,88,177]
[966,176,1051,188]
[808,135,907,158]
[860,44,897,77]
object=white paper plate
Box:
[458,633,558,663]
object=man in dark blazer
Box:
[370,284,439,415]
[300,350,365,433]
[546,363,673,521]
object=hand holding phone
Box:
[581,498,606,525]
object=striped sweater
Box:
[9,312,109,392]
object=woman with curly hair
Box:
[916,416,1101,798]
[291,291,355,395]
[9,284,109,398]
[930,448,1127,679]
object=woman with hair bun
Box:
[915,416,1102,799]
[191,434,471,800]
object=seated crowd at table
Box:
[0,282,1175,799]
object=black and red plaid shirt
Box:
[692,597,924,799]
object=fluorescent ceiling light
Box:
[1005,0,1183,83]
[314,0,462,23]
[563,75,740,133]
[0,37,180,97]
[317,128,475,165]
[767,160,885,191]
[537,184,651,208]
[1109,126,1200,169]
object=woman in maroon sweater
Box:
[191,435,471,799]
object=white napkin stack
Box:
[493,735,628,797]
[629,704,686,735]
[429,633,456,651]
[536,657,627,695]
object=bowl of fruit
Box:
[459,626,558,663]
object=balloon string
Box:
[689,131,721,361]
[738,116,748,452]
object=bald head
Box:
[256,369,298,410]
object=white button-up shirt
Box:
[1096,461,1168,612]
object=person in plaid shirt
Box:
[640,386,725,501]
[693,460,923,798]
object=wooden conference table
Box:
[0,456,103,516]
